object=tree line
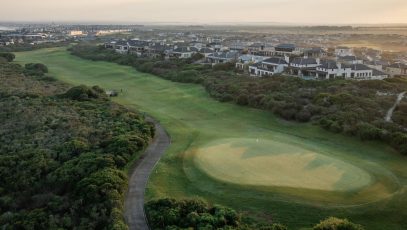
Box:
[145,198,364,230]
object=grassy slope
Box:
[15,48,407,230]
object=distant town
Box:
[1,23,407,81]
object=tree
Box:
[24,63,49,76]
[0,52,15,62]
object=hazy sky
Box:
[1,0,407,24]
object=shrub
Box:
[313,217,364,230]
[0,52,15,62]
[24,63,49,76]
[63,85,104,101]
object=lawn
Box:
[15,48,407,229]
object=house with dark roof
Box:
[289,57,319,77]
[316,60,352,79]
[169,46,198,59]
[236,54,269,70]
[207,42,223,52]
[365,60,389,71]
[248,57,288,77]
[114,40,129,54]
[128,39,149,56]
[385,63,407,77]
[145,44,169,58]
[274,44,301,56]
[198,47,215,57]
[206,51,239,64]
[304,47,327,58]
[248,43,274,57]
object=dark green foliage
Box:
[313,217,364,230]
[69,44,407,156]
[0,52,15,62]
[0,62,154,229]
[0,42,70,52]
[146,198,287,230]
[213,62,235,71]
[62,85,106,101]
[23,63,49,76]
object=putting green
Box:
[194,138,372,191]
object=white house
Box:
[249,57,288,77]
[347,64,374,80]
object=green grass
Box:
[15,48,407,230]
[194,138,373,192]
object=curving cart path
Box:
[124,118,170,230]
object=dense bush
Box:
[24,63,49,76]
[0,52,15,62]
[313,217,364,230]
[0,62,154,229]
[145,198,287,230]
[62,85,106,101]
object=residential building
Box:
[248,57,288,77]
[248,43,274,56]
[316,60,351,79]
[170,46,198,59]
[385,63,407,76]
[236,54,269,71]
[207,51,239,64]
[289,57,319,77]
[304,47,327,58]
[274,44,301,56]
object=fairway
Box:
[15,48,407,229]
[194,138,372,191]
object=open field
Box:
[15,48,407,229]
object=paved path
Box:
[124,118,170,230]
[385,91,406,122]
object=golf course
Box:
[15,48,407,229]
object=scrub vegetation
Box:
[0,60,154,229]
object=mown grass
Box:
[15,48,407,230]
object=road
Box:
[124,118,170,230]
